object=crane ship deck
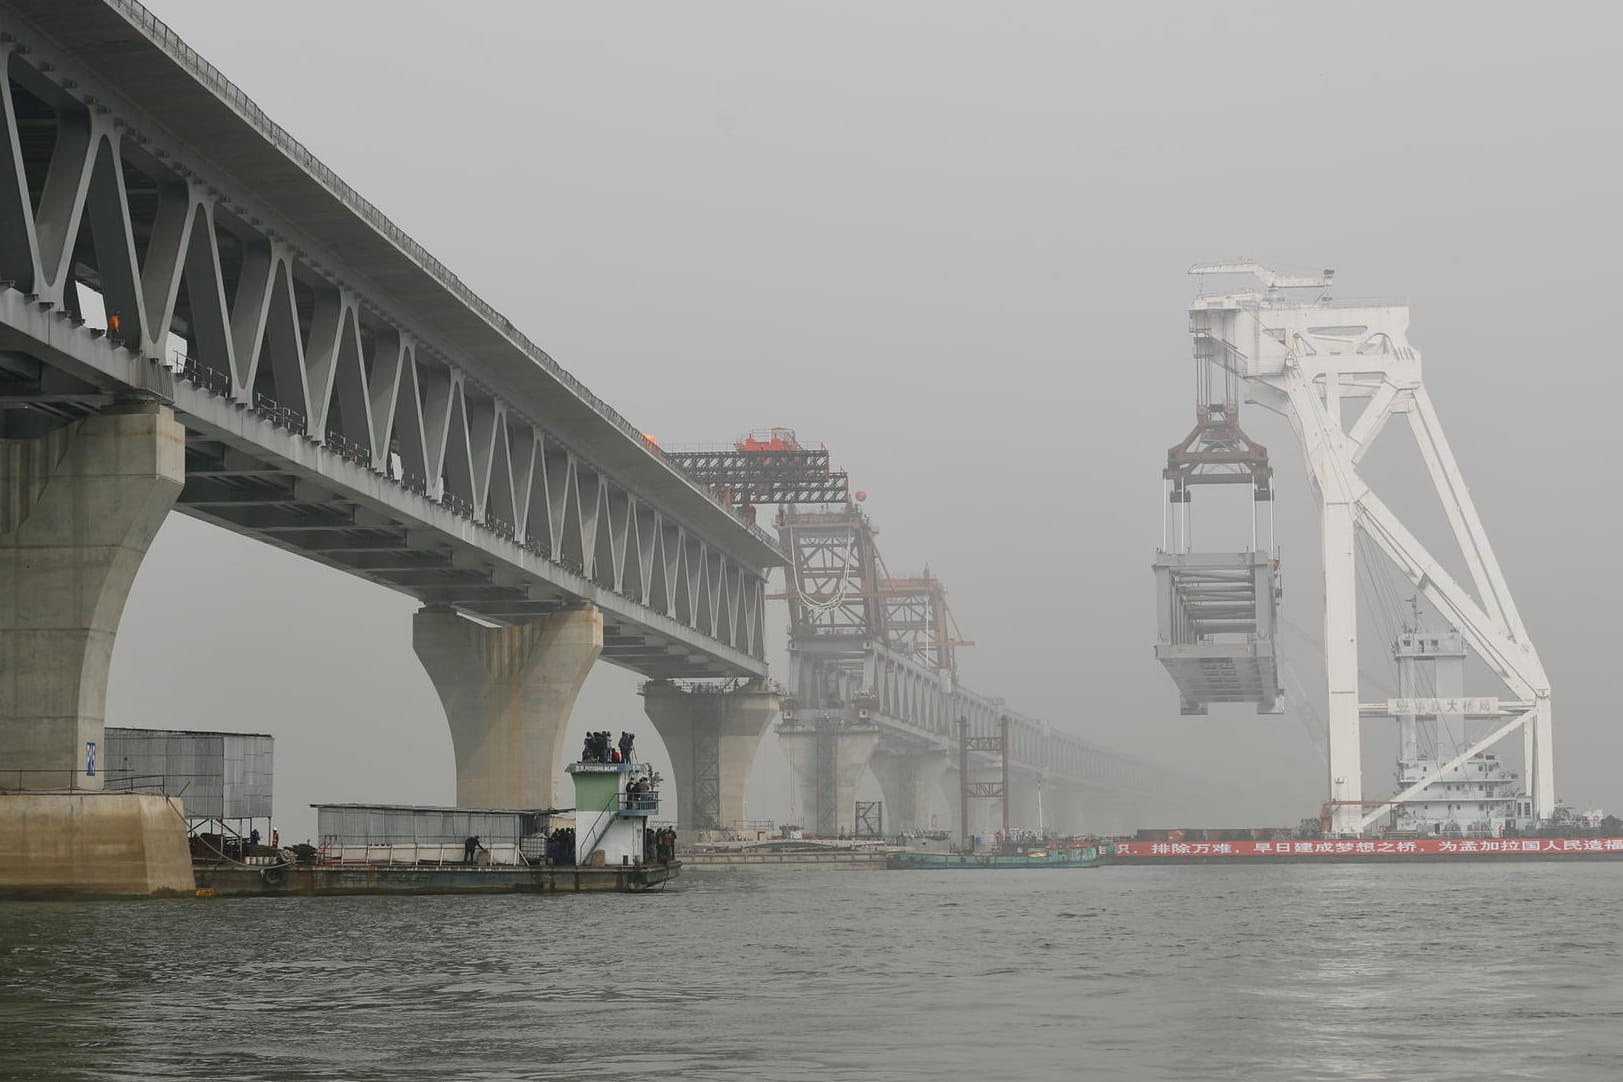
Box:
[1109,816,1623,864]
[1108,837,1623,864]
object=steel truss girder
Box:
[0,9,775,675]
[663,447,850,507]
[784,636,1162,795]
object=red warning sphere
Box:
[855,490,868,502]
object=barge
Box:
[1108,836,1623,864]
[194,860,677,896]
[890,841,1105,870]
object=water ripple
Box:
[3,865,1623,1080]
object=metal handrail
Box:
[0,769,188,794]
[0,768,94,791]
[313,832,553,868]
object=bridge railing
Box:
[315,836,530,868]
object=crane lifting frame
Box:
[1185,262,1553,834]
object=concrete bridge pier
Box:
[1071,791,1135,838]
[1044,783,1086,836]
[939,766,961,837]
[937,766,1006,841]
[0,404,194,896]
[641,680,778,833]
[777,719,879,836]
[413,605,602,809]
[1008,769,1043,833]
[868,749,948,833]
[971,772,1007,839]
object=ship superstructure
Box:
[1389,612,1531,836]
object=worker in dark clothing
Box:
[463,835,482,864]
[618,731,634,764]
[107,310,122,337]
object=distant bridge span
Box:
[665,441,1172,838]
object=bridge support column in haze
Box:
[1008,769,1043,833]
[968,771,1004,839]
[1070,790,1135,838]
[868,749,949,833]
[0,404,194,897]
[1044,783,1085,836]
[413,605,602,809]
[641,680,779,834]
[939,765,961,837]
[777,719,879,836]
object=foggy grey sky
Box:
[108,1,1623,841]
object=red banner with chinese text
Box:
[1110,837,1623,858]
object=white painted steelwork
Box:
[0,0,778,677]
[1187,263,1552,834]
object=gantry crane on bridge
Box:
[670,429,1157,838]
[1153,263,1554,836]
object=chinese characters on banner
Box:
[1384,697,1499,716]
[1110,838,1623,858]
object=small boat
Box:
[888,841,1106,870]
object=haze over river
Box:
[3,865,1620,1081]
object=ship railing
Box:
[617,791,659,813]
[314,834,527,868]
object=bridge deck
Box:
[13,0,770,561]
[0,0,782,678]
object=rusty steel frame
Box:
[958,715,1010,849]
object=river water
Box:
[2,863,1620,1081]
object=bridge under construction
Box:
[669,429,1166,840]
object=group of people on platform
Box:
[646,826,678,863]
[625,775,657,810]
[581,730,636,764]
[544,826,576,866]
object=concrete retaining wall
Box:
[0,792,193,898]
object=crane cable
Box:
[791,527,860,616]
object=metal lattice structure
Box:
[663,434,850,508]
[779,506,889,644]
[1154,552,1282,714]
[959,716,1009,847]
[1186,262,1552,833]
[814,716,839,835]
[0,0,780,677]
[853,800,883,839]
[690,719,722,832]
[1154,276,1283,716]
[666,431,1176,828]
[777,507,969,678]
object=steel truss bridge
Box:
[670,435,1169,835]
[0,0,780,677]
